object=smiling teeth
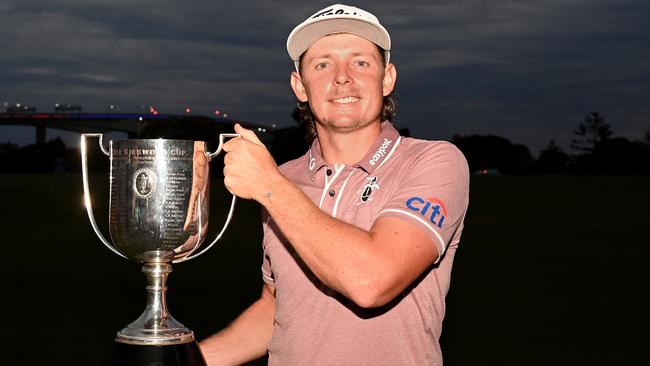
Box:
[333,97,359,104]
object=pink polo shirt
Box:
[261,122,469,365]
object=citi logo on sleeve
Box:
[405,196,447,228]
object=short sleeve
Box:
[260,208,275,286]
[376,141,469,260]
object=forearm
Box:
[200,286,275,366]
[222,125,435,308]
[258,173,386,306]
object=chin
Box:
[318,116,378,133]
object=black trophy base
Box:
[104,340,207,366]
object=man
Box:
[200,4,469,365]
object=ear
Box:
[290,71,309,102]
[382,63,397,96]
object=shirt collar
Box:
[307,139,328,179]
[357,122,401,173]
[306,122,401,179]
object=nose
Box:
[334,64,352,85]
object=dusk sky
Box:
[1,0,649,155]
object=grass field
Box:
[1,173,648,365]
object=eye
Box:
[315,62,329,70]
[355,60,370,68]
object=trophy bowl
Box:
[108,138,211,262]
[81,133,238,365]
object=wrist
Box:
[256,169,287,205]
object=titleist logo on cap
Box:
[313,7,358,18]
[310,5,377,22]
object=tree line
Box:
[452,112,650,175]
[0,112,648,175]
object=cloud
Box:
[13,67,58,76]
[1,0,649,154]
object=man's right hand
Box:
[222,124,283,202]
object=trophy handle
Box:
[207,133,240,159]
[175,133,240,263]
[80,133,128,260]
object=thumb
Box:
[234,123,264,146]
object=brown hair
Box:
[293,45,397,142]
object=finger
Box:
[223,175,235,195]
[235,123,264,146]
[222,137,241,152]
[223,151,234,166]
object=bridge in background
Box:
[0,112,273,144]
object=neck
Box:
[316,121,382,166]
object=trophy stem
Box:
[115,251,195,345]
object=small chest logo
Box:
[357,176,380,205]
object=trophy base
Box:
[104,340,207,366]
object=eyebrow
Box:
[307,53,331,61]
[308,52,374,61]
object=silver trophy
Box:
[80,133,238,362]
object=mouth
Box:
[330,96,360,104]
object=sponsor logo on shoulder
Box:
[369,138,392,166]
[405,196,447,228]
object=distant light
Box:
[185,107,191,113]
[55,103,60,107]
[214,110,221,116]
[153,110,159,115]
[16,103,21,107]
[139,117,143,121]
[223,113,228,118]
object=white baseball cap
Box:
[287,4,391,69]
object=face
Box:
[291,33,396,134]
[138,174,148,191]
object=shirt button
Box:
[326,169,332,176]
[329,190,335,197]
